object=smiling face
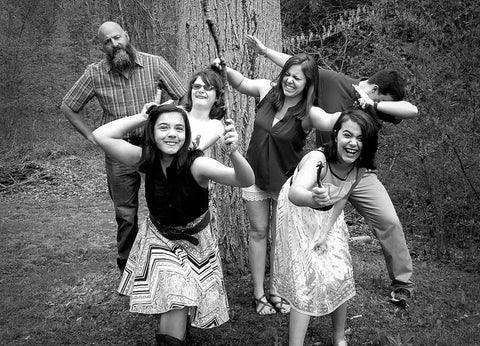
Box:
[153,111,186,156]
[191,77,217,111]
[282,64,307,99]
[336,119,364,165]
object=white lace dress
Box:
[272,164,359,316]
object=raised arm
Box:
[375,100,418,119]
[308,106,341,133]
[192,119,254,188]
[352,84,418,120]
[288,151,330,208]
[92,104,154,166]
[214,59,271,99]
[245,35,291,68]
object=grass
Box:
[1,149,479,346]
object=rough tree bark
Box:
[173,0,282,273]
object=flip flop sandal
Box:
[253,294,276,315]
[268,294,291,314]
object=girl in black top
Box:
[93,103,254,345]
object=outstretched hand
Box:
[245,35,266,55]
[311,186,331,206]
[352,84,374,109]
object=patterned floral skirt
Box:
[272,181,355,316]
[118,216,229,328]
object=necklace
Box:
[328,163,356,181]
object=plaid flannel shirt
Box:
[62,51,186,138]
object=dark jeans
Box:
[105,153,141,262]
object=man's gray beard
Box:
[108,45,136,71]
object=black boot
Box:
[155,333,187,346]
[117,258,127,273]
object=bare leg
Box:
[330,303,347,346]
[267,200,290,314]
[289,309,310,346]
[246,199,276,315]
[268,199,278,293]
[158,308,188,340]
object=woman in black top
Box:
[216,54,338,316]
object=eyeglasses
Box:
[192,84,215,91]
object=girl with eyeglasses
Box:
[92,104,254,345]
[182,67,227,155]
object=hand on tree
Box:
[245,34,267,55]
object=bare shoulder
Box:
[303,149,326,164]
[210,119,225,136]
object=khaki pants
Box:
[348,171,414,293]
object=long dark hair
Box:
[183,67,225,120]
[138,104,200,173]
[269,53,319,120]
[325,109,379,169]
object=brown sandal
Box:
[253,294,276,315]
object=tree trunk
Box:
[173,1,282,273]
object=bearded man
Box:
[61,21,186,273]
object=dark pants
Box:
[105,153,141,265]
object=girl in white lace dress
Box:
[273,109,380,346]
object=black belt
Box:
[149,211,210,245]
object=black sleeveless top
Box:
[144,157,208,227]
[246,90,308,193]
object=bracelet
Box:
[374,100,380,111]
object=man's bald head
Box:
[98,21,126,41]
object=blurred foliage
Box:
[281,0,480,260]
